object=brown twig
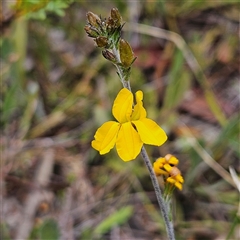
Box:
[14,149,55,240]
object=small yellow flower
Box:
[153,154,179,176]
[164,164,184,191]
[153,154,184,190]
[92,88,168,161]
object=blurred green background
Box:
[1,1,239,239]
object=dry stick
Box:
[15,149,55,240]
[59,188,74,240]
[229,167,240,192]
[180,125,236,188]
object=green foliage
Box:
[0,223,11,240]
[163,49,191,110]
[29,218,60,239]
[15,0,74,20]
[39,219,60,240]
[1,77,20,124]
[93,206,133,237]
[226,214,240,240]
[1,18,27,125]
[211,114,240,159]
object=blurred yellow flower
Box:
[164,164,184,190]
[153,154,179,175]
[92,88,168,161]
[153,154,184,190]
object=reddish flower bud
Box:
[95,36,108,48]
[106,17,115,32]
[102,50,117,62]
[111,8,122,27]
[84,25,99,38]
[86,12,101,28]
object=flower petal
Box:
[167,177,183,190]
[165,154,179,166]
[116,122,143,161]
[131,90,146,120]
[132,118,167,146]
[174,182,183,190]
[176,174,184,183]
[155,157,167,165]
[153,161,169,176]
[163,164,172,173]
[92,121,120,154]
[112,88,133,123]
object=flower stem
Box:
[116,63,175,240]
[113,38,175,240]
[140,147,175,240]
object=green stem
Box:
[141,147,175,240]
[113,46,131,90]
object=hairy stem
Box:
[115,55,175,240]
[141,147,175,240]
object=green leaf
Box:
[39,219,60,240]
[211,114,240,159]
[93,206,133,237]
[163,49,191,110]
[17,0,74,20]
[0,223,11,240]
[226,213,240,240]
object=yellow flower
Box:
[153,154,184,190]
[153,154,179,176]
[164,164,184,191]
[92,88,168,161]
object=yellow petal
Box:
[135,90,143,102]
[165,154,179,166]
[92,121,120,154]
[131,90,146,120]
[166,177,176,184]
[112,88,133,123]
[176,174,184,183]
[153,161,168,176]
[155,157,167,165]
[154,158,164,169]
[167,178,182,190]
[132,118,167,146]
[116,122,143,161]
[163,164,172,173]
[174,182,183,190]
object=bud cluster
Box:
[85,8,121,48]
[85,8,135,70]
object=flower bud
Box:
[111,8,122,28]
[119,39,135,67]
[86,12,101,28]
[106,17,115,32]
[102,50,117,62]
[84,25,99,38]
[95,36,108,48]
[168,166,181,177]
